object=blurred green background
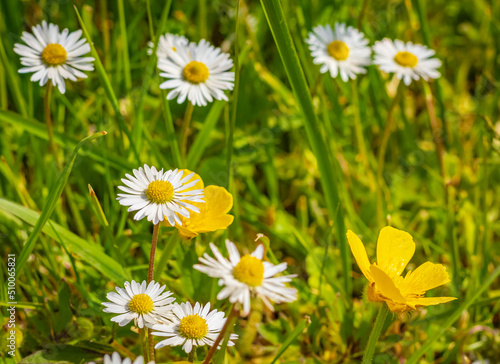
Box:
[0,0,499,363]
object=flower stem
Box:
[363,304,390,364]
[188,350,195,362]
[147,223,160,361]
[376,81,404,224]
[148,223,160,283]
[148,330,155,362]
[202,305,238,364]
[181,101,195,160]
[422,81,447,196]
[351,79,375,190]
[44,83,60,169]
[140,328,149,363]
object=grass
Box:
[1,0,499,363]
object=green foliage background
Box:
[0,0,499,363]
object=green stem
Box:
[117,0,132,91]
[188,350,195,362]
[447,186,459,290]
[226,0,242,196]
[148,223,160,283]
[181,101,195,161]
[202,306,238,364]
[198,0,207,39]
[363,304,389,364]
[422,81,447,194]
[351,79,375,189]
[147,223,160,362]
[161,92,184,168]
[44,83,60,169]
[376,81,404,224]
[99,0,111,70]
[145,0,155,40]
[357,0,371,29]
[154,233,178,281]
[141,328,149,362]
[413,0,447,139]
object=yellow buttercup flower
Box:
[162,170,234,239]
[347,226,456,313]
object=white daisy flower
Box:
[102,280,175,329]
[13,20,94,94]
[152,301,237,354]
[306,23,371,82]
[117,164,204,226]
[194,240,298,315]
[147,33,189,60]
[373,38,442,85]
[89,352,152,364]
[157,39,234,106]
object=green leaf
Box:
[0,197,129,283]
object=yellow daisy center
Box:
[233,254,265,287]
[146,180,174,204]
[41,43,67,66]
[128,293,154,314]
[394,51,418,68]
[183,61,209,84]
[178,314,209,339]
[327,40,349,61]
[172,47,177,52]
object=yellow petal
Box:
[193,214,234,233]
[173,185,233,239]
[202,185,233,216]
[405,296,457,308]
[346,230,373,282]
[401,262,451,296]
[376,226,415,278]
[369,264,406,303]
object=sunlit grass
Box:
[1,0,499,363]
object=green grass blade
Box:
[406,265,500,364]
[15,131,107,275]
[259,0,351,295]
[413,0,447,140]
[0,110,134,171]
[0,198,129,283]
[133,0,173,151]
[186,100,225,169]
[74,5,141,163]
[88,184,109,227]
[117,0,132,91]
[270,318,310,364]
[225,0,241,191]
[160,90,184,168]
[0,31,29,117]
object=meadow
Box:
[0,0,499,363]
